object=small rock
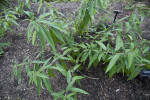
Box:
[116,89,120,92]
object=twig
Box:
[77,70,99,80]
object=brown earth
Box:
[0,2,150,100]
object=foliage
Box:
[11,0,150,99]
[0,0,19,57]
[12,52,88,99]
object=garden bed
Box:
[0,1,150,100]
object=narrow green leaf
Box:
[66,76,84,92]
[98,53,103,61]
[53,64,67,77]
[51,91,65,98]
[18,67,22,84]
[109,65,117,78]
[143,46,149,54]
[115,35,123,51]
[32,60,44,64]
[38,20,67,33]
[37,3,43,14]
[78,9,91,35]
[106,54,120,73]
[48,69,56,78]
[51,27,64,43]
[8,18,19,26]
[65,92,76,100]
[24,11,34,20]
[67,70,72,83]
[80,52,89,62]
[43,78,53,93]
[40,25,56,51]
[125,22,131,33]
[96,41,107,50]
[32,30,36,45]
[38,13,51,19]
[37,77,42,97]
[67,55,75,63]
[59,59,67,71]
[33,23,46,48]
[88,0,94,20]
[88,53,98,68]
[71,87,89,95]
[72,76,84,81]
[73,64,81,71]
[37,73,49,78]
[127,67,142,80]
[128,53,134,69]
[66,81,75,92]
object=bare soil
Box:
[0,2,150,100]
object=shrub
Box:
[12,0,150,99]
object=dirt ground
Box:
[0,1,150,100]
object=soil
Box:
[0,1,150,100]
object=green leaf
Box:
[96,41,107,50]
[32,60,44,64]
[50,27,64,43]
[125,22,131,33]
[66,81,75,92]
[67,70,72,83]
[106,54,120,73]
[88,53,98,68]
[65,92,76,100]
[43,57,52,67]
[71,87,89,95]
[18,67,22,84]
[98,0,104,13]
[32,30,37,45]
[40,25,56,51]
[128,53,134,69]
[98,53,103,61]
[51,91,65,99]
[37,73,49,78]
[37,3,43,14]
[78,9,91,35]
[37,77,42,97]
[33,23,46,48]
[139,11,146,21]
[72,76,84,81]
[66,76,84,92]
[127,67,142,80]
[43,78,53,93]
[67,55,75,63]
[63,48,72,55]
[59,59,67,70]
[54,64,67,77]
[79,43,87,49]
[25,65,31,76]
[24,11,34,20]
[48,69,56,78]
[143,46,149,54]
[118,16,129,22]
[38,13,51,19]
[88,0,94,20]
[8,18,19,26]
[73,64,81,71]
[115,35,123,51]
[109,65,118,78]
[80,52,89,62]
[38,20,67,33]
